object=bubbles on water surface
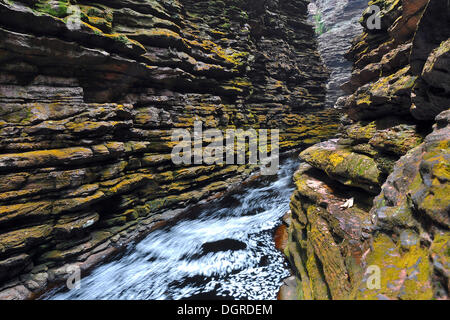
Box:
[44,159,298,300]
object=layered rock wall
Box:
[281,0,450,300]
[0,0,338,299]
[308,0,368,107]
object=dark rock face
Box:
[410,0,450,74]
[281,0,450,300]
[308,0,368,107]
[0,0,339,299]
[201,239,246,254]
[410,0,450,120]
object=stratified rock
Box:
[308,0,368,107]
[410,0,450,74]
[372,112,449,231]
[0,225,53,256]
[345,66,417,121]
[389,0,428,43]
[0,0,339,299]
[411,39,450,120]
[284,164,373,300]
[283,0,450,300]
[369,123,423,155]
[362,109,450,299]
[285,109,449,300]
[300,140,382,193]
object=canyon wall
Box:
[0,0,338,299]
[281,0,450,300]
[308,0,368,107]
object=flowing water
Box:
[44,159,298,300]
[42,1,364,301]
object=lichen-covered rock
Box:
[411,39,450,120]
[345,66,417,121]
[368,123,423,155]
[282,0,450,300]
[284,109,449,300]
[300,140,382,193]
[0,0,339,298]
[362,110,450,299]
[283,163,374,300]
[371,111,449,233]
[357,233,434,300]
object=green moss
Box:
[300,143,381,192]
[35,0,70,18]
[358,233,433,300]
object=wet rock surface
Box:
[201,239,247,254]
[0,0,340,299]
[282,0,450,300]
[43,158,298,300]
[308,0,368,107]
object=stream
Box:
[42,0,365,301]
[43,159,298,300]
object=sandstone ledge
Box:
[282,0,450,300]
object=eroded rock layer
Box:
[308,0,368,107]
[281,0,450,300]
[0,0,338,299]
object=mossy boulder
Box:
[411,38,450,120]
[300,139,382,193]
[357,233,434,300]
[369,110,450,298]
[345,67,417,121]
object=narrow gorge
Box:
[280,0,450,300]
[0,0,448,301]
[0,0,337,299]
